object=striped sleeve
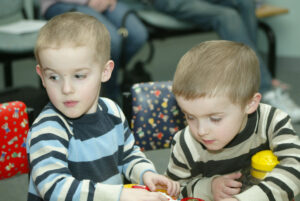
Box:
[166,129,215,200]
[101,98,157,184]
[235,105,300,201]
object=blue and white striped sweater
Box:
[27,98,155,201]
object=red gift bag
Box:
[0,101,30,180]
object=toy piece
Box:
[251,150,279,180]
[240,150,280,192]
[123,184,205,201]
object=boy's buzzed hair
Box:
[35,12,110,66]
[172,40,260,107]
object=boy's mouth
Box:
[64,101,78,107]
[202,139,215,145]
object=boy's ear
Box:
[101,60,114,82]
[245,93,262,114]
[36,65,45,87]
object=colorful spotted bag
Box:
[0,101,29,180]
[131,81,186,151]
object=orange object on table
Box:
[123,184,205,201]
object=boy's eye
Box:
[74,74,86,79]
[186,115,195,121]
[49,75,59,80]
[210,116,221,122]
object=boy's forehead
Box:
[176,95,239,114]
[40,45,96,57]
[38,46,101,68]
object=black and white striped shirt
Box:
[166,103,300,201]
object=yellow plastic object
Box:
[124,184,138,188]
[251,150,279,179]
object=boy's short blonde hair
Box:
[35,12,110,67]
[172,40,260,107]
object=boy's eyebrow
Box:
[74,67,90,71]
[41,67,55,73]
[42,66,90,72]
[182,109,224,117]
[42,67,53,71]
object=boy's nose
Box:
[62,79,74,94]
[198,129,208,136]
[197,122,208,136]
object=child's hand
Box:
[220,198,239,201]
[143,171,180,197]
[120,188,169,201]
[88,0,115,12]
[211,172,242,201]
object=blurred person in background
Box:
[147,0,300,122]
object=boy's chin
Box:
[57,108,85,119]
[62,111,84,119]
[203,143,225,152]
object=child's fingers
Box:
[223,185,241,196]
[144,173,180,197]
[224,175,242,188]
[167,180,180,197]
[224,172,242,180]
[153,175,170,188]
[147,182,156,192]
[230,179,242,188]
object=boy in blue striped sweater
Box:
[26,12,179,201]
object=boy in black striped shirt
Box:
[167,40,300,201]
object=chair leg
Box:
[145,38,155,64]
[122,91,132,125]
[258,21,276,78]
[4,61,13,87]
